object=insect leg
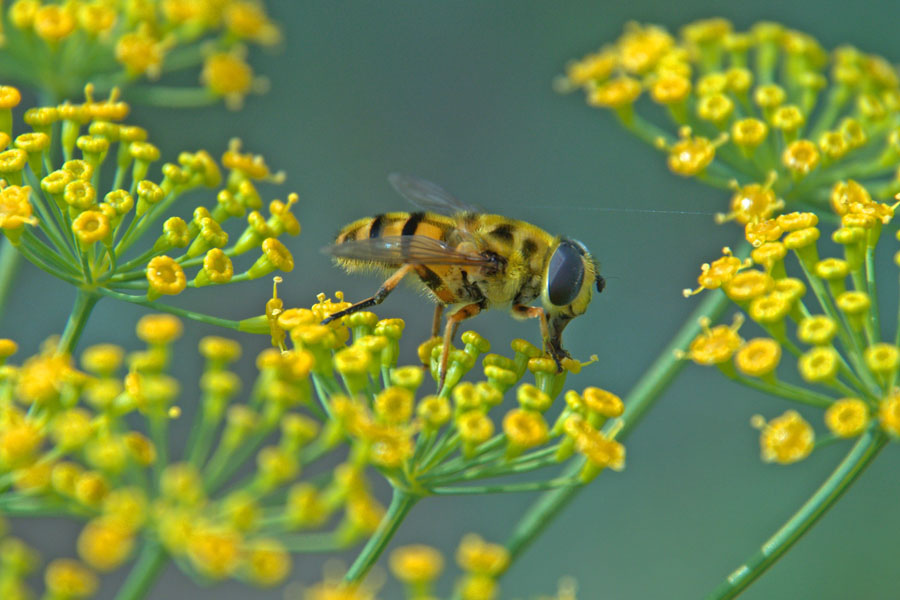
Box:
[511,304,566,372]
[438,303,482,391]
[321,264,415,325]
[430,305,444,338]
[511,304,549,347]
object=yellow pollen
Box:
[684,315,744,365]
[617,22,674,74]
[754,83,786,109]
[390,544,444,585]
[782,140,820,176]
[503,409,549,449]
[665,127,724,176]
[729,119,768,151]
[136,314,183,344]
[685,247,750,296]
[650,73,692,104]
[735,338,781,377]
[725,182,783,226]
[864,343,900,375]
[565,50,618,86]
[798,346,840,383]
[759,410,814,464]
[34,5,76,42]
[825,398,869,438]
[797,315,838,346]
[146,256,187,297]
[697,93,734,124]
[723,270,774,303]
[587,76,642,108]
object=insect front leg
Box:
[430,304,444,338]
[511,305,567,372]
[438,302,483,392]
[321,264,415,325]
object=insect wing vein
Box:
[324,235,492,266]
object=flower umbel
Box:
[0,85,298,345]
[685,196,900,463]
[1,1,280,107]
[563,20,900,223]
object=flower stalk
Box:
[343,488,420,584]
[113,541,169,600]
[706,430,887,600]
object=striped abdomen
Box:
[335,211,454,246]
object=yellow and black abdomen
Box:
[332,211,456,283]
[335,212,453,245]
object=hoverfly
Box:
[321,174,604,388]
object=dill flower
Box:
[758,411,815,464]
[564,19,900,221]
[390,544,445,587]
[44,559,98,599]
[1,1,280,107]
[685,192,900,462]
[0,85,298,339]
[0,281,619,600]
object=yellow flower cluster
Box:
[262,286,625,499]
[683,182,900,463]
[2,0,280,108]
[563,19,900,223]
[0,283,621,597]
[296,536,576,600]
[0,85,298,318]
[0,312,362,592]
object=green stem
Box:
[500,267,737,565]
[705,429,887,600]
[429,477,578,495]
[93,286,249,330]
[113,539,168,600]
[343,488,419,584]
[730,374,835,408]
[0,239,22,326]
[864,245,881,341]
[205,427,275,493]
[58,289,100,354]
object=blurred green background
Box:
[7,1,900,599]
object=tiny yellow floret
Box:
[735,338,781,378]
[77,518,134,571]
[44,559,98,599]
[136,314,183,344]
[456,534,510,577]
[146,256,187,298]
[244,538,291,587]
[759,410,814,464]
[390,544,444,585]
[685,316,743,365]
[825,398,869,438]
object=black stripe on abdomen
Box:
[415,265,443,290]
[369,214,386,238]
[402,212,426,236]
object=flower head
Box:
[565,19,900,222]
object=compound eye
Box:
[547,242,585,306]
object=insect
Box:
[321,174,604,388]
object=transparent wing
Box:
[387,173,480,216]
[323,235,494,266]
